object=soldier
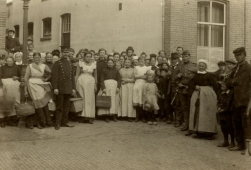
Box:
[5,28,22,54]
[226,47,251,152]
[51,47,76,130]
[176,50,197,131]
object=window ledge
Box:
[40,37,51,41]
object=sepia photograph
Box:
[0,0,251,169]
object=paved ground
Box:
[0,120,250,170]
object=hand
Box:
[156,93,162,98]
[178,83,184,87]
[167,71,171,76]
[54,89,59,95]
[121,81,126,85]
[103,89,107,94]
[177,73,182,78]
[116,88,120,94]
[195,86,200,91]
[72,89,76,96]
[24,90,29,97]
[12,76,19,81]
[94,84,97,93]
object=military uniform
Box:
[51,54,76,128]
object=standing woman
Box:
[133,56,151,122]
[98,59,121,123]
[119,55,125,68]
[24,52,53,128]
[188,59,218,139]
[0,56,21,127]
[119,59,136,121]
[76,52,97,124]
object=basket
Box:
[69,98,83,113]
[15,98,35,117]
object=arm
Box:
[0,67,3,86]
[100,68,105,90]
[116,70,121,89]
[72,65,76,90]
[75,63,81,83]
[51,62,59,90]
[13,39,22,52]
[44,65,51,82]
[24,66,31,94]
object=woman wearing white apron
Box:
[98,59,121,123]
[76,52,97,124]
[133,56,151,122]
[0,56,21,127]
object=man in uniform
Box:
[176,50,197,131]
[5,28,22,54]
[226,47,251,152]
[51,47,76,130]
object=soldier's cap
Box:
[150,54,157,58]
[159,68,168,72]
[71,58,79,63]
[182,50,190,56]
[233,47,246,55]
[171,53,179,60]
[218,61,226,66]
[225,58,237,65]
[188,67,198,73]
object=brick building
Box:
[5,0,251,71]
[0,0,6,51]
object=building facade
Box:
[0,0,6,51]
[5,0,251,71]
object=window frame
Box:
[41,17,52,41]
[61,13,71,47]
[14,25,20,39]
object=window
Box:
[14,25,19,39]
[28,22,33,40]
[42,17,52,38]
[61,14,71,47]
[197,0,226,71]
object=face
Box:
[150,58,156,66]
[46,53,53,62]
[219,65,226,71]
[6,58,14,66]
[145,59,150,66]
[115,63,122,70]
[120,57,125,64]
[162,64,168,69]
[53,56,59,63]
[141,54,146,58]
[234,53,245,63]
[94,55,99,61]
[171,59,178,66]
[69,51,74,59]
[73,62,78,67]
[84,54,92,63]
[183,54,190,63]
[28,44,34,51]
[114,55,120,62]
[157,57,163,64]
[127,50,133,57]
[147,75,154,83]
[8,32,14,37]
[139,58,145,66]
[159,51,165,57]
[107,60,114,68]
[226,63,236,71]
[124,60,131,68]
[15,54,22,62]
[176,48,183,55]
[198,62,207,72]
[34,55,41,64]
[41,56,45,63]
[62,51,69,59]
[0,59,5,65]
[121,53,127,58]
[28,53,34,60]
[99,50,106,60]
[160,71,167,77]
[133,59,138,66]
[162,57,168,64]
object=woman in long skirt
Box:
[119,59,136,121]
[133,56,151,122]
[98,59,121,123]
[0,56,21,127]
[24,52,53,129]
[76,52,97,124]
[188,59,218,139]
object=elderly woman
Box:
[0,56,21,127]
[14,52,23,65]
[76,52,97,124]
[188,59,218,139]
[24,52,53,129]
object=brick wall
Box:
[0,0,6,51]
[245,0,251,62]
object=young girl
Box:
[143,73,159,125]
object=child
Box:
[0,55,6,67]
[217,83,235,148]
[115,62,122,70]
[143,73,159,125]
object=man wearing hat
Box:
[225,47,251,152]
[51,47,76,130]
[225,59,237,71]
[176,50,197,130]
[214,61,229,82]
[5,28,22,54]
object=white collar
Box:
[197,71,207,74]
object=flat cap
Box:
[225,58,237,65]
[233,47,246,55]
[71,58,79,63]
[182,50,190,56]
[60,45,71,52]
[218,61,226,66]
[171,53,179,60]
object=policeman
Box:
[51,47,76,130]
[177,50,196,131]
[226,47,251,152]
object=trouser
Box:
[232,106,246,148]
[220,119,234,143]
[36,104,52,126]
[146,111,156,122]
[177,93,189,127]
[136,106,146,120]
[171,90,180,123]
[55,94,71,126]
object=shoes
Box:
[105,118,110,123]
[134,118,139,122]
[228,146,244,151]
[181,126,188,131]
[28,126,34,129]
[0,123,6,128]
[174,123,181,128]
[166,120,171,124]
[113,116,117,122]
[153,121,157,125]
[88,120,94,124]
[185,132,192,136]
[55,125,60,130]
[147,121,153,125]
[142,119,147,123]
[228,143,236,149]
[62,124,74,127]
[217,141,229,147]
[128,118,133,122]
[37,124,43,129]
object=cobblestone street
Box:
[0,120,250,170]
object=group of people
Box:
[1,28,251,156]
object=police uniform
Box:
[51,48,76,129]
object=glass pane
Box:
[197,24,209,46]
[197,1,210,22]
[211,25,223,47]
[212,2,224,23]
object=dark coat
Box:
[226,61,251,108]
[51,58,76,94]
[5,36,22,53]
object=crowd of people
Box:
[1,29,251,156]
